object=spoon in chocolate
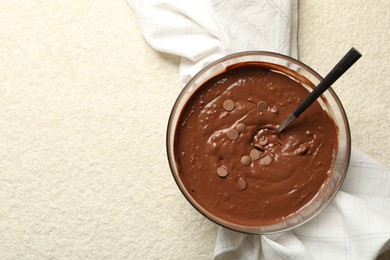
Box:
[275,47,362,134]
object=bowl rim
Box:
[166,50,351,234]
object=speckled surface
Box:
[0,1,388,259]
[298,0,390,168]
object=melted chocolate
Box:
[174,64,338,226]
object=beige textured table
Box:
[0,1,389,259]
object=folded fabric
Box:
[129,0,298,86]
[128,0,390,259]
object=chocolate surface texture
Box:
[174,64,338,226]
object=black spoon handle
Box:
[293,47,362,118]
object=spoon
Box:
[275,47,362,134]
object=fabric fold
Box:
[129,0,298,86]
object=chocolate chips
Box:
[238,178,247,190]
[223,99,235,112]
[257,101,268,112]
[259,155,272,166]
[227,123,247,142]
[244,150,273,167]
[217,166,229,178]
[258,136,268,146]
[223,99,244,142]
[217,98,276,191]
[236,123,246,133]
[240,155,252,166]
[227,128,239,141]
[249,149,261,160]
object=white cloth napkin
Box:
[128,1,390,259]
[129,0,298,87]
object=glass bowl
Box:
[166,51,351,234]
